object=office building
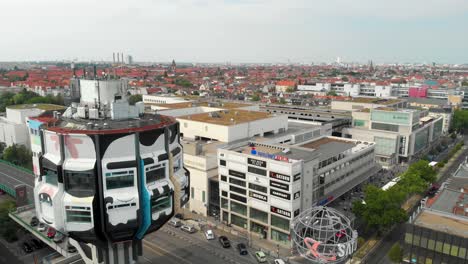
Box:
[218,136,377,245]
[343,107,444,168]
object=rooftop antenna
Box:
[93,65,97,79]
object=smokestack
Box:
[117,53,120,63]
[93,65,97,79]
[121,53,124,64]
[113,52,115,63]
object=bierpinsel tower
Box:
[27,72,190,264]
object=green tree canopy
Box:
[2,144,33,170]
[128,94,143,105]
[326,90,338,96]
[452,109,468,133]
[0,200,19,242]
[388,243,403,263]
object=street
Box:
[0,162,34,202]
[364,135,468,264]
[140,225,264,264]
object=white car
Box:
[274,259,286,264]
[37,223,46,232]
[205,229,215,240]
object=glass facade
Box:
[106,171,134,189]
[371,111,411,125]
[250,207,268,223]
[271,214,289,231]
[231,201,247,216]
[374,136,397,156]
[414,128,430,153]
[66,210,92,223]
[64,170,94,197]
[271,229,289,245]
[44,168,58,186]
[371,122,399,132]
[231,214,247,229]
[433,119,443,139]
[221,198,229,209]
[353,119,366,127]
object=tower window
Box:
[105,170,134,190]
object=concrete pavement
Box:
[0,161,34,202]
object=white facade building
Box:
[143,94,191,105]
[218,136,377,246]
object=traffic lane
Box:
[0,240,21,264]
[141,239,185,264]
[145,229,233,264]
[0,162,34,187]
[162,225,259,264]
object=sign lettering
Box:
[270,180,289,191]
[293,173,301,181]
[249,191,267,202]
[270,171,290,182]
[270,206,291,218]
[270,189,291,200]
[256,151,289,162]
[294,191,301,199]
[248,158,266,168]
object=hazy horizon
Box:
[1,0,467,64]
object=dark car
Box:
[30,216,39,227]
[22,242,33,253]
[237,243,248,255]
[174,213,184,220]
[218,236,231,248]
[31,239,44,249]
[67,244,77,253]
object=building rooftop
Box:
[178,110,272,126]
[406,97,447,106]
[413,210,468,238]
[46,114,176,135]
[7,104,66,111]
[299,137,357,160]
[346,97,403,105]
[150,101,252,110]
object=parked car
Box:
[31,239,45,249]
[274,259,286,264]
[237,243,248,255]
[204,229,215,240]
[174,213,184,220]
[47,227,56,238]
[22,242,33,253]
[0,189,5,195]
[218,236,231,248]
[53,232,64,243]
[67,243,77,253]
[168,218,182,228]
[180,225,196,234]
[37,223,46,232]
[30,216,39,227]
[255,251,267,263]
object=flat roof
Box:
[414,210,468,238]
[178,110,273,126]
[149,101,252,110]
[299,137,357,160]
[7,104,66,111]
[345,97,403,105]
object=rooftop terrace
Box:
[8,104,66,111]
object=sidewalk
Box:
[436,144,467,180]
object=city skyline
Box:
[1,0,467,64]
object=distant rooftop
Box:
[178,110,272,126]
[7,104,65,111]
[299,137,357,159]
[346,97,403,105]
[150,101,251,110]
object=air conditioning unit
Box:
[89,108,99,119]
[77,106,87,119]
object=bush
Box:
[357,237,365,248]
[388,243,403,263]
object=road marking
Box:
[0,171,34,188]
[143,239,192,264]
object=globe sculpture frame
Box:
[291,206,358,264]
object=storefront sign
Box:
[270,189,291,200]
[249,191,267,202]
[293,173,301,181]
[294,209,300,217]
[270,180,289,191]
[229,169,246,179]
[248,158,267,168]
[271,206,291,218]
[270,171,290,182]
[293,191,301,200]
[256,151,289,162]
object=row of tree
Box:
[452,109,468,134]
[1,144,33,170]
[0,88,64,112]
[0,200,19,242]
[352,160,437,234]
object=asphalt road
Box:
[0,162,34,202]
[365,135,468,264]
[140,225,262,264]
[0,239,21,264]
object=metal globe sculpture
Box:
[291,206,358,264]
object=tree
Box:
[279,98,286,104]
[286,87,295,93]
[327,90,338,96]
[251,94,260,101]
[128,94,143,105]
[462,80,468,86]
[341,76,349,82]
[2,144,33,170]
[452,109,468,134]
[352,185,407,234]
[388,243,403,263]
[405,160,436,184]
[0,200,19,242]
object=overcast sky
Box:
[1,0,467,63]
